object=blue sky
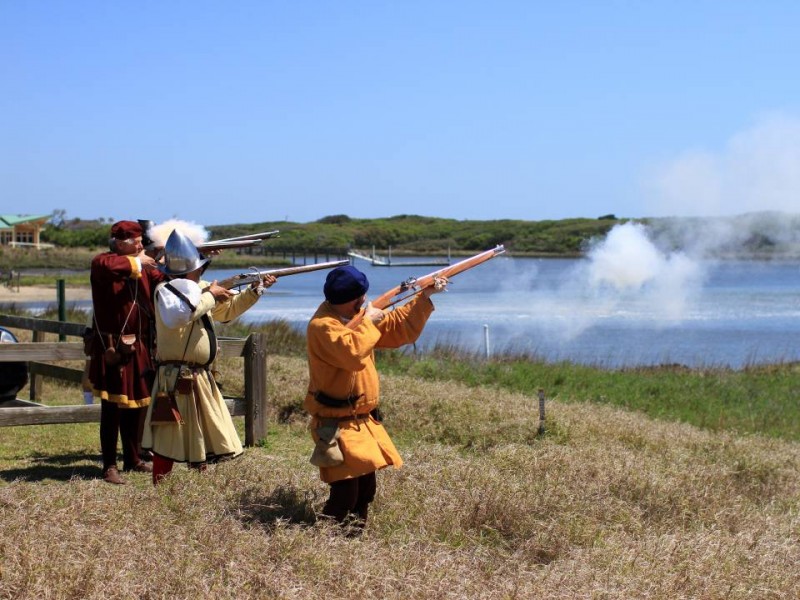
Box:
[3,1,800,226]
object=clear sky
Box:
[3,1,800,226]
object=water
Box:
[205,256,800,369]
[12,257,800,368]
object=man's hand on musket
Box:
[365,301,386,324]
[423,276,449,298]
[251,274,277,296]
[205,281,234,302]
[138,251,159,270]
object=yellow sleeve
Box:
[375,295,434,349]
[126,256,142,279]
[211,287,259,323]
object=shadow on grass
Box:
[235,485,318,529]
[0,451,102,482]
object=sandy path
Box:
[0,285,92,304]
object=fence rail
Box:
[0,314,269,445]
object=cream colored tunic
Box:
[142,279,259,463]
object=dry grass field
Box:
[1,354,799,599]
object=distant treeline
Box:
[207,214,625,255]
[41,213,624,255]
[39,212,800,257]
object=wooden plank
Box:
[0,340,243,362]
[30,332,46,401]
[28,362,84,384]
[243,332,268,446]
[0,342,86,361]
[0,315,86,338]
[0,398,245,426]
[0,398,47,408]
[0,404,101,426]
[218,338,247,358]
[225,397,246,417]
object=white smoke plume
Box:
[147,219,209,248]
[492,222,707,346]
[582,222,705,321]
[644,112,800,218]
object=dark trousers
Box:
[100,400,144,471]
[322,472,377,526]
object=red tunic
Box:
[88,252,165,408]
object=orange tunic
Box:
[304,295,434,483]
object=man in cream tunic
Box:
[142,229,275,484]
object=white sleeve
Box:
[156,279,204,329]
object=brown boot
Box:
[124,461,153,473]
[103,466,126,485]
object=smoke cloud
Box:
[644,113,800,218]
[582,222,705,321]
[148,219,209,248]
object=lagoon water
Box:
[13,256,798,369]
[204,256,800,369]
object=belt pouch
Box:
[151,366,183,425]
[310,419,344,467]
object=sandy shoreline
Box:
[0,285,92,304]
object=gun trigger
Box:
[399,276,418,292]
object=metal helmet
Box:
[159,228,209,276]
[138,219,157,250]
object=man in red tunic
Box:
[88,220,164,484]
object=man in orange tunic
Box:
[88,220,164,484]
[304,265,446,530]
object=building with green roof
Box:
[0,214,52,248]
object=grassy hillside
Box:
[1,355,799,598]
[38,214,624,255]
[1,317,799,597]
[207,214,621,255]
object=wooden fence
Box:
[0,314,269,446]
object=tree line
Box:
[41,213,623,255]
[39,211,800,257]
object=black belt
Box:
[312,390,362,408]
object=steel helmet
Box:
[159,228,209,276]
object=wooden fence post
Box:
[243,332,268,446]
[30,331,46,401]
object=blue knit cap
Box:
[324,266,369,304]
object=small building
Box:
[0,214,52,248]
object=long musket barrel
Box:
[217,259,349,290]
[346,245,505,329]
[197,230,281,254]
[197,239,263,252]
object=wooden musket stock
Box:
[346,245,505,329]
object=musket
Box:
[197,230,281,254]
[346,245,506,329]
[217,259,349,290]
